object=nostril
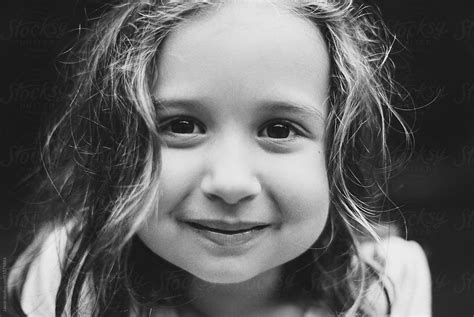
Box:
[204,188,258,205]
[200,174,261,205]
[203,192,220,202]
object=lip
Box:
[183,219,270,231]
[180,219,271,247]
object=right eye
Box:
[159,117,205,135]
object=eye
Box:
[159,117,205,135]
[260,120,300,139]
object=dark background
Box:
[0,0,473,316]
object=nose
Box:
[200,139,261,205]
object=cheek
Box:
[264,151,329,245]
[155,149,202,215]
[137,149,201,264]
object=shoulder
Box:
[8,224,69,316]
[360,236,432,317]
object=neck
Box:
[181,267,286,317]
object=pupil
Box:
[267,123,290,138]
[171,120,194,133]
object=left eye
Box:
[260,120,299,139]
[159,118,205,135]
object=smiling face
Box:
[138,1,331,284]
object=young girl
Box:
[8,0,431,316]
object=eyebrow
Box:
[152,97,326,123]
[256,101,326,123]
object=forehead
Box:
[154,0,330,113]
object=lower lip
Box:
[183,223,269,247]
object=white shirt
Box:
[10,226,432,316]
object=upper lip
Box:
[181,219,270,231]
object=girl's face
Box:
[138,2,330,284]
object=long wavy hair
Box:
[8,0,411,316]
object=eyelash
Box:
[158,117,303,140]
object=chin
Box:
[189,264,262,285]
[196,271,257,284]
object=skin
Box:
[138,1,331,315]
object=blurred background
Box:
[0,0,473,316]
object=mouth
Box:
[180,219,271,247]
[183,220,270,235]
